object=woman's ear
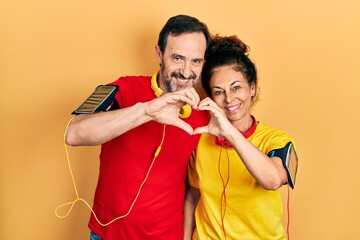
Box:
[251,84,256,97]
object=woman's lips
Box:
[226,104,240,113]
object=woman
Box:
[184,35,298,240]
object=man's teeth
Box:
[177,78,189,84]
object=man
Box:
[65,15,211,240]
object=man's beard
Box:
[160,66,197,93]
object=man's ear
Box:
[155,45,162,66]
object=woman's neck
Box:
[232,115,257,137]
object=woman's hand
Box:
[193,97,233,137]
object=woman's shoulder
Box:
[255,121,294,142]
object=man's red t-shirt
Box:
[88,76,209,240]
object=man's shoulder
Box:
[110,75,151,85]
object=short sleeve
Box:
[187,149,199,188]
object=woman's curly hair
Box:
[201,34,257,97]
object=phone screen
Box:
[72,85,118,114]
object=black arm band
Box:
[267,142,298,189]
[72,85,119,115]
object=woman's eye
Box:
[233,85,241,91]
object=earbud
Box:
[178,104,191,119]
[151,71,191,119]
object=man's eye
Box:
[172,56,183,64]
[214,91,222,96]
[192,59,203,65]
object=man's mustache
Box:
[171,72,197,80]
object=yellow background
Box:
[1,0,359,239]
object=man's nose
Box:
[180,61,192,78]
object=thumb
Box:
[193,126,208,135]
[171,120,194,135]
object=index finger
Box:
[180,88,200,108]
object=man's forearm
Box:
[65,102,151,146]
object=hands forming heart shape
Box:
[146,88,230,137]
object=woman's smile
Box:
[225,103,240,113]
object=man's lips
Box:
[171,72,196,86]
[175,77,191,85]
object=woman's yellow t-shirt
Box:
[188,122,295,240]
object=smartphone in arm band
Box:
[267,142,298,189]
[72,85,119,115]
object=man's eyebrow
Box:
[171,54,185,59]
[170,54,204,61]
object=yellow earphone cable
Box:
[55,118,167,226]
[218,146,230,240]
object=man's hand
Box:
[145,88,200,134]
